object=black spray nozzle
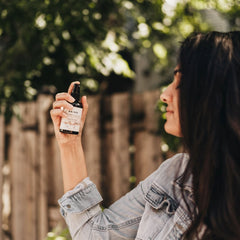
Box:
[71,83,80,101]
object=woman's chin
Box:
[164,123,181,137]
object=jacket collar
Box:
[173,173,194,203]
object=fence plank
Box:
[9,103,38,240]
[83,95,101,190]
[0,114,4,240]
[37,95,53,240]
[46,134,65,230]
[133,90,163,182]
[48,206,65,230]
[9,115,22,240]
[47,135,63,205]
[101,100,113,206]
[104,93,131,203]
[24,130,38,239]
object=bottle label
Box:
[60,107,82,132]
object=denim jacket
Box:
[58,153,195,239]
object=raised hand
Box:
[50,81,88,145]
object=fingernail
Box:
[70,96,75,102]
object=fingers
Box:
[67,81,80,94]
[50,108,67,119]
[51,95,74,130]
[52,100,74,110]
[82,96,88,110]
[80,96,89,124]
[55,92,75,102]
[50,108,65,133]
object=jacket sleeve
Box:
[58,168,162,240]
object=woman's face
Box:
[160,67,182,137]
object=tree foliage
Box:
[1,0,240,118]
[0,0,125,119]
[45,227,70,240]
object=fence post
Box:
[37,94,53,240]
[133,90,163,182]
[83,95,101,190]
[46,122,65,230]
[103,93,131,204]
[9,102,38,240]
[0,113,4,240]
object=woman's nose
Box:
[160,86,171,103]
[160,93,167,103]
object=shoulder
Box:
[156,153,189,183]
[157,153,189,174]
[154,153,190,193]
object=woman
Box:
[50,31,240,239]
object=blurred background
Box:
[0,0,240,239]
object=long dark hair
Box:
[178,32,240,239]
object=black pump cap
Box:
[71,84,80,102]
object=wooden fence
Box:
[0,89,171,240]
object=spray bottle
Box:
[59,83,83,134]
